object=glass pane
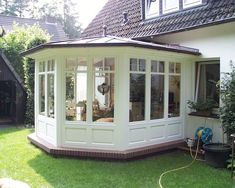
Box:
[65,72,87,121]
[47,74,54,118]
[66,58,87,71]
[198,63,220,105]
[164,0,179,10]
[159,61,165,73]
[147,0,159,17]
[176,63,181,73]
[139,59,146,72]
[184,0,201,5]
[48,60,55,71]
[130,58,137,71]
[39,75,45,115]
[151,60,158,72]
[77,58,87,71]
[151,60,165,73]
[168,76,180,117]
[66,58,77,71]
[169,62,175,73]
[39,62,45,72]
[151,75,164,119]
[105,58,115,71]
[93,73,114,122]
[129,74,145,122]
[94,58,103,72]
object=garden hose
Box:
[158,138,201,188]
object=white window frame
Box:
[162,0,179,14]
[65,57,88,122]
[38,60,55,118]
[195,61,220,104]
[183,0,202,9]
[129,58,146,122]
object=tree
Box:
[63,0,81,38]
[0,0,15,16]
[10,0,30,17]
[36,0,81,39]
[0,0,30,17]
[1,0,82,38]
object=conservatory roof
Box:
[22,36,201,56]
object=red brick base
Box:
[28,133,184,160]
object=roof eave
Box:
[21,42,200,57]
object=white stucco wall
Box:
[155,21,235,142]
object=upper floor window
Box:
[144,0,203,19]
[163,0,179,14]
[183,0,202,8]
[146,0,160,18]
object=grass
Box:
[0,127,234,188]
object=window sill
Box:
[188,112,219,119]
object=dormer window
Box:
[144,0,204,19]
[183,0,202,9]
[163,0,179,14]
[146,0,160,19]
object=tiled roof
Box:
[0,14,68,41]
[81,0,235,39]
[22,36,200,56]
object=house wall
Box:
[155,21,235,142]
[32,47,197,150]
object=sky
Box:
[76,0,108,28]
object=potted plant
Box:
[203,65,235,168]
[187,97,218,117]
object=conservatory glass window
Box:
[93,57,115,122]
[47,60,55,118]
[168,62,181,118]
[38,60,55,118]
[65,58,87,121]
[151,60,165,120]
[39,67,45,115]
[129,58,146,122]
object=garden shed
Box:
[0,52,26,124]
[23,36,201,159]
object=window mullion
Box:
[164,61,169,119]
[45,63,48,117]
[145,60,151,121]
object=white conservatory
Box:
[23,36,201,159]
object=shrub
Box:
[220,64,235,142]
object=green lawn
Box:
[0,127,234,188]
